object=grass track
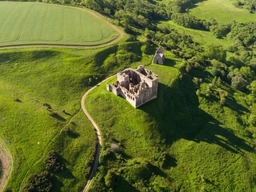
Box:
[190,0,256,23]
[0,2,118,47]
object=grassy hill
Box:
[0,2,117,46]
[0,36,147,191]
[0,48,103,191]
[85,60,256,191]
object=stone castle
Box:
[106,66,158,108]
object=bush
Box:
[22,171,53,192]
[44,150,64,172]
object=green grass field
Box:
[190,0,256,23]
[0,2,117,46]
[0,48,107,191]
[164,21,231,48]
[85,62,256,191]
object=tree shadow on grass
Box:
[67,130,80,138]
[140,77,254,155]
[164,58,176,67]
[55,154,75,179]
[114,175,140,192]
[50,112,66,121]
[52,175,64,192]
[225,96,250,115]
[162,154,177,169]
[184,0,206,12]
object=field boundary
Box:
[0,3,124,50]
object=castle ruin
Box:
[106,66,158,108]
[153,46,165,64]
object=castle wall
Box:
[107,66,158,108]
[106,84,120,96]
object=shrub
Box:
[22,171,53,192]
[44,150,64,172]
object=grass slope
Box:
[0,2,117,46]
[85,62,256,191]
[164,21,231,48]
[0,48,105,191]
[190,0,256,23]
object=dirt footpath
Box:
[0,141,12,191]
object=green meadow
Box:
[165,21,231,48]
[190,0,256,23]
[0,2,117,46]
[0,48,103,191]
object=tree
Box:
[240,66,255,81]
[231,75,248,91]
[248,80,256,95]
[205,45,226,62]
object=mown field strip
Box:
[0,2,118,46]
[20,4,48,42]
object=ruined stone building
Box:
[153,46,165,64]
[106,66,158,108]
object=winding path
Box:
[81,76,114,191]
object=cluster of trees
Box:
[21,151,66,192]
[234,0,256,13]
[171,13,209,30]
[22,171,54,192]
[179,43,255,94]
[85,0,168,33]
